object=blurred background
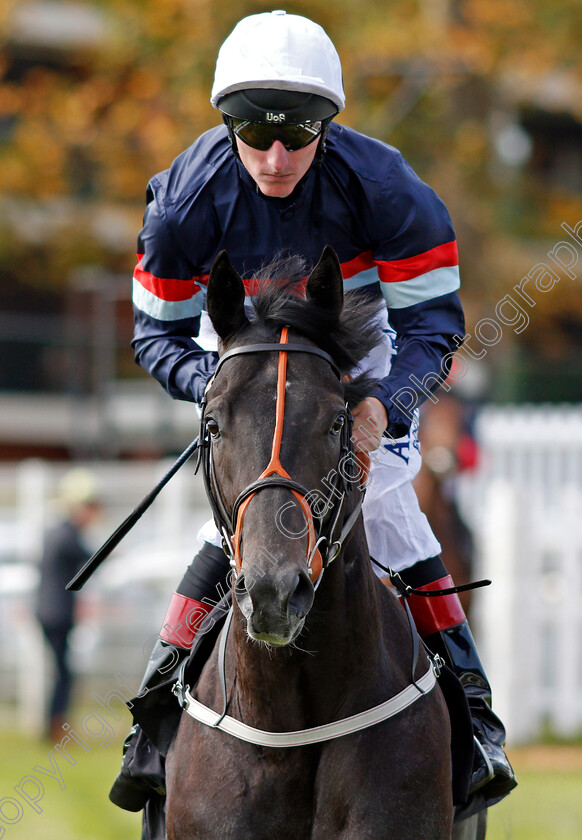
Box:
[1,1,582,838]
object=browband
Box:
[212,342,341,381]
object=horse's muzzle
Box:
[234,566,315,646]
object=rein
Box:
[197,327,361,585]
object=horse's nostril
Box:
[234,566,314,634]
[288,570,315,619]
[234,572,248,598]
[234,572,254,618]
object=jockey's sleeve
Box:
[131,187,217,403]
[370,153,466,437]
[372,291,465,438]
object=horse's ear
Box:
[306,245,344,321]
[207,250,249,341]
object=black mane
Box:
[249,255,385,408]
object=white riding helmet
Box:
[211,10,345,117]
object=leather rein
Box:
[197,326,363,586]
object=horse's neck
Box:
[230,523,409,731]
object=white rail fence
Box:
[0,458,209,734]
[460,404,582,744]
[1,404,582,743]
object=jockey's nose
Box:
[265,139,290,169]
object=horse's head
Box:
[202,247,381,646]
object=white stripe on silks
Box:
[132,279,204,321]
[181,662,437,747]
[381,265,460,309]
[343,267,381,290]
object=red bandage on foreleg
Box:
[406,575,466,637]
[159,592,213,648]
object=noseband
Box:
[198,327,362,584]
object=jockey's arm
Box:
[375,291,465,438]
[131,191,218,403]
[351,289,465,451]
[354,151,465,446]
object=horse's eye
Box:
[330,414,345,436]
[206,418,220,438]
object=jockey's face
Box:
[235,136,320,198]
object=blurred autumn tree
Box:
[1,0,582,399]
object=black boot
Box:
[426,621,517,804]
[109,542,231,813]
[109,639,189,811]
[399,557,517,807]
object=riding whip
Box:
[66,436,199,591]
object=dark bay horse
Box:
[165,247,454,839]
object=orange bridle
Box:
[199,327,363,588]
[230,327,324,581]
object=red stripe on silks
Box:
[250,252,377,292]
[238,275,294,298]
[159,592,213,649]
[376,240,459,284]
[340,251,376,279]
[134,254,204,301]
[406,575,466,637]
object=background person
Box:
[35,467,101,740]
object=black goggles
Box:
[227,117,324,152]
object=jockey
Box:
[110,9,516,817]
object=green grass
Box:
[0,715,140,840]
[1,720,582,839]
[485,747,582,840]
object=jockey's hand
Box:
[351,397,388,453]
